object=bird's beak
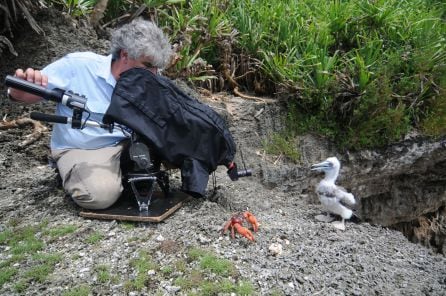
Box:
[310,160,333,171]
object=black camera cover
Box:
[104,67,236,197]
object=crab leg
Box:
[243,211,259,232]
[234,224,255,241]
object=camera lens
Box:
[237,169,252,177]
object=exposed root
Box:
[233,87,276,104]
[0,36,17,56]
[393,207,446,254]
[0,117,48,147]
[89,0,110,28]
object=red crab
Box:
[222,211,259,241]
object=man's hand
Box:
[8,68,48,104]
[15,68,48,86]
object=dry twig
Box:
[0,117,48,147]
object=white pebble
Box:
[268,243,283,256]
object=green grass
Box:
[13,280,27,293]
[187,247,236,276]
[1,221,256,294]
[0,254,25,268]
[0,267,17,286]
[33,252,63,265]
[124,251,158,292]
[173,246,254,295]
[85,231,104,245]
[46,225,78,238]
[2,225,45,255]
[120,221,136,230]
[199,254,236,277]
[62,285,92,296]
[0,222,65,291]
[160,265,173,276]
[95,264,113,284]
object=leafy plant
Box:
[38,0,446,149]
[51,0,97,17]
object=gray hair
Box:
[110,18,172,69]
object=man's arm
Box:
[8,68,48,104]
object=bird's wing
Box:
[334,186,356,206]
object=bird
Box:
[311,156,356,230]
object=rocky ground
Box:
[1,8,446,296]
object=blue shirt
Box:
[42,52,127,150]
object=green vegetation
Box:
[0,220,255,294]
[46,224,78,238]
[226,0,445,149]
[263,133,300,163]
[62,285,92,296]
[85,231,104,244]
[0,268,17,286]
[119,246,255,294]
[0,221,64,292]
[45,0,445,150]
[7,1,446,149]
[199,253,236,277]
[95,264,117,284]
[124,251,158,292]
[52,0,96,17]
[120,221,136,230]
[174,247,255,295]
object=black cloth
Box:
[104,68,236,196]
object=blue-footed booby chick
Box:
[311,157,356,230]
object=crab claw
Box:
[243,211,259,232]
[233,224,255,241]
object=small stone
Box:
[198,234,211,244]
[268,243,283,256]
[165,285,181,293]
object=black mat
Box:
[79,190,191,222]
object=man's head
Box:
[110,18,172,75]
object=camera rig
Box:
[5,75,252,216]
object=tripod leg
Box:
[128,176,156,215]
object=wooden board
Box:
[79,190,191,222]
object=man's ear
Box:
[120,49,128,62]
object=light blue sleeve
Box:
[41,55,75,91]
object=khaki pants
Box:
[52,143,125,210]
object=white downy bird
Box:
[311,156,356,230]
